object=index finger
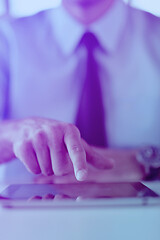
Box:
[64,125,88,181]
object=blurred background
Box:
[0,0,160,17]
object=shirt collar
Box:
[47,0,128,55]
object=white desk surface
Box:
[0,181,160,240]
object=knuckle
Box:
[14,140,31,156]
[50,124,63,134]
[48,130,64,149]
[22,141,31,152]
[66,124,80,136]
[34,130,46,144]
[70,145,84,154]
[49,125,63,142]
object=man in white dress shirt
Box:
[0,0,160,182]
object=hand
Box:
[35,146,145,183]
[0,117,113,181]
[11,117,88,181]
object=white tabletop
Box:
[0,181,160,240]
[0,203,160,240]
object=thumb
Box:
[81,139,114,169]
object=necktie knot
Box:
[79,32,100,52]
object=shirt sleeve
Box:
[0,19,10,120]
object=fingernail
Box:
[103,158,115,169]
[76,169,88,181]
[99,158,115,169]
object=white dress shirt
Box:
[0,0,160,181]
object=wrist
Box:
[0,120,18,162]
[135,146,160,180]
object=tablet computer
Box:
[0,182,160,209]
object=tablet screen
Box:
[0,182,159,201]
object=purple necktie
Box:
[76,32,107,147]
